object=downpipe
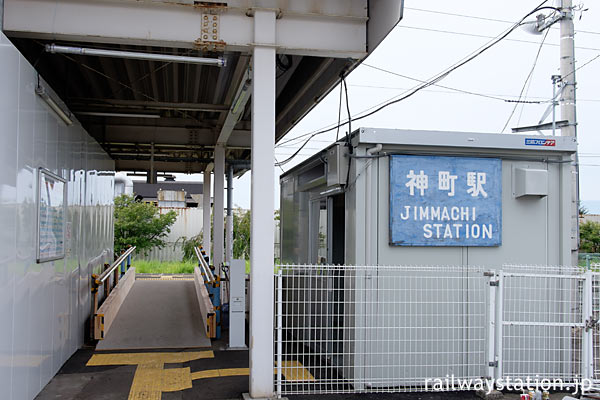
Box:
[364,144,382,265]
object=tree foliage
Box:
[580,221,600,253]
[114,194,177,255]
[180,233,203,261]
[233,208,251,260]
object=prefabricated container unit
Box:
[279,127,577,387]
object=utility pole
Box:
[559,0,579,266]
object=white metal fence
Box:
[274,264,600,396]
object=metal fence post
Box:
[276,269,283,396]
[487,271,498,380]
[495,270,504,380]
[583,269,594,381]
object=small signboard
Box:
[37,168,67,263]
[389,155,502,247]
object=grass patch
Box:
[132,259,197,274]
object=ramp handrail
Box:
[90,245,136,340]
[97,246,136,283]
[194,246,215,283]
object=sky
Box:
[174,0,600,211]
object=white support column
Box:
[225,164,234,264]
[249,9,276,399]
[213,145,225,274]
[202,169,212,260]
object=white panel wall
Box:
[0,32,114,400]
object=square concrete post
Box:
[213,145,225,275]
[249,9,276,399]
[202,169,212,261]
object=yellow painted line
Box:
[277,360,316,382]
[191,368,250,380]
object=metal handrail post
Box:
[103,263,110,299]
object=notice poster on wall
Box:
[37,168,67,263]
[389,155,502,247]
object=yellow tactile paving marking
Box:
[191,367,250,380]
[87,352,214,400]
[135,275,194,281]
[86,351,314,399]
[87,351,214,366]
[277,360,316,382]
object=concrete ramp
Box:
[96,279,211,350]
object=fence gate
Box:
[498,268,588,383]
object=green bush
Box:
[114,194,177,255]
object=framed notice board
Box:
[36,168,67,263]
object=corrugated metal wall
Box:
[0,32,114,400]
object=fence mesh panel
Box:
[275,265,490,395]
[274,264,595,396]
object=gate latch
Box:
[585,316,599,332]
[489,280,499,287]
[489,361,498,367]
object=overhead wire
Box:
[404,6,600,36]
[335,82,343,142]
[395,25,600,52]
[561,53,600,82]
[361,63,549,104]
[277,0,553,153]
[501,26,552,133]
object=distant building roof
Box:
[581,214,600,223]
[133,181,203,201]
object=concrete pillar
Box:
[225,164,234,264]
[202,169,212,261]
[249,9,276,399]
[213,145,225,274]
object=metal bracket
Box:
[489,361,498,367]
[195,11,226,52]
[585,316,598,332]
[489,280,499,287]
[483,271,495,277]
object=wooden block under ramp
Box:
[193,267,216,338]
[94,267,136,340]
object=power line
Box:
[349,83,549,99]
[396,25,600,52]
[362,63,549,104]
[275,1,553,162]
[501,27,551,132]
[562,53,600,81]
[404,6,600,36]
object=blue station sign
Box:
[389,155,502,247]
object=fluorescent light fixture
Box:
[231,79,251,115]
[35,85,73,126]
[46,44,226,67]
[76,111,160,119]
